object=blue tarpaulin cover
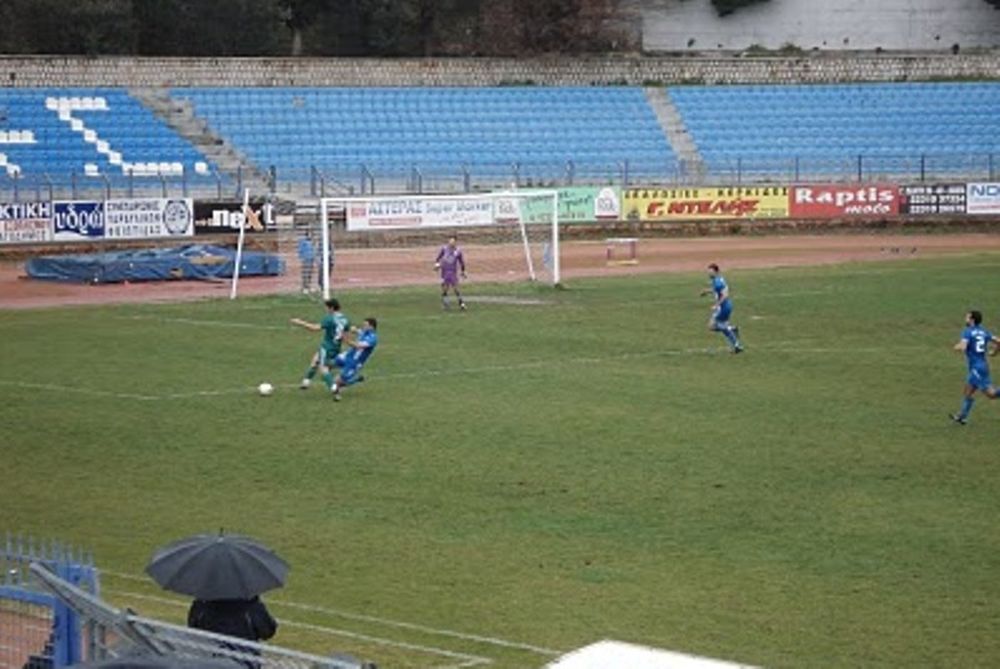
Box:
[26,244,284,283]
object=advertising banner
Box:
[346,196,494,231]
[53,201,105,241]
[899,184,966,215]
[966,183,1000,215]
[0,201,52,244]
[623,186,789,221]
[519,186,622,224]
[193,199,274,233]
[790,184,899,218]
[104,198,194,239]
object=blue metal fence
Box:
[0,534,99,669]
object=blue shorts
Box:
[334,352,364,386]
[967,366,993,391]
[713,301,732,324]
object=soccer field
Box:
[4,253,1000,668]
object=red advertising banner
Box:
[790,185,900,218]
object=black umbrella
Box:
[145,532,289,601]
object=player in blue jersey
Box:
[700,263,744,354]
[950,310,999,425]
[331,317,378,401]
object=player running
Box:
[950,309,999,425]
[291,298,350,391]
[331,317,378,401]
[434,235,467,310]
[700,263,744,354]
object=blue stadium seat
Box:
[171,86,679,182]
[0,87,218,182]
[669,82,1000,179]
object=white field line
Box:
[0,379,159,400]
[0,342,932,402]
[103,571,559,658]
[103,588,493,668]
[270,601,561,656]
[0,346,761,402]
[92,288,841,332]
[817,259,1000,276]
[114,314,290,330]
[281,620,492,669]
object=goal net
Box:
[229,190,559,300]
[228,189,325,299]
[316,190,560,297]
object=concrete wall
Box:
[0,53,998,88]
[642,0,1000,52]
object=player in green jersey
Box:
[291,298,350,391]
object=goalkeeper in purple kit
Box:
[434,235,467,310]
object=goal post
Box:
[490,189,560,287]
[229,187,250,300]
[317,190,561,295]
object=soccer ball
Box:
[258,382,274,396]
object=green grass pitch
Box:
[4,253,1000,668]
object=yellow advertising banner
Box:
[623,186,789,221]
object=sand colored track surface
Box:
[2,233,1000,310]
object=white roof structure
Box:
[544,640,757,669]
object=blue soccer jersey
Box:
[352,329,378,365]
[963,325,994,389]
[338,330,378,366]
[711,276,731,307]
[710,275,733,323]
[963,326,994,368]
[335,329,378,386]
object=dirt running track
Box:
[2,233,1000,310]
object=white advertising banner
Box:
[0,201,53,244]
[104,198,194,239]
[966,183,1000,215]
[346,196,495,231]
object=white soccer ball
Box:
[258,382,274,396]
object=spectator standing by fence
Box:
[297,228,317,294]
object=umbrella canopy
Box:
[145,532,289,600]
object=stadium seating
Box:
[0,88,216,188]
[668,82,1000,180]
[171,87,679,184]
[4,82,995,193]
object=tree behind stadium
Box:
[0,0,633,56]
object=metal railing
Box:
[707,152,999,185]
[29,563,371,669]
[0,171,240,202]
[1,152,996,202]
